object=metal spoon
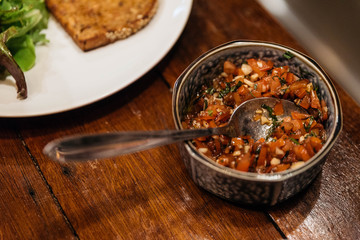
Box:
[43,97,307,162]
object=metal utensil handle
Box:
[43,128,226,162]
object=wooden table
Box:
[1,0,359,239]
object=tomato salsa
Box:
[182,58,328,173]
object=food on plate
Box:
[0,0,49,99]
[46,0,158,51]
[182,58,328,173]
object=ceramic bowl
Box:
[172,40,342,206]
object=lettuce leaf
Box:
[0,0,49,99]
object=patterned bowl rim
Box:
[172,40,343,182]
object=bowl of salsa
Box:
[172,40,342,206]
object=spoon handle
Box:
[43,128,225,162]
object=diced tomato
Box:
[219,135,230,146]
[282,87,291,99]
[262,92,273,97]
[225,74,233,83]
[195,137,207,142]
[209,120,217,128]
[265,165,276,173]
[282,116,292,122]
[286,72,295,84]
[247,59,258,71]
[272,127,285,139]
[282,138,294,152]
[320,99,328,121]
[223,60,237,74]
[232,137,245,147]
[199,115,216,120]
[235,68,245,76]
[289,79,309,91]
[304,117,317,131]
[291,119,303,131]
[247,59,272,77]
[291,111,311,120]
[215,110,231,123]
[310,137,323,152]
[258,76,271,93]
[272,66,289,78]
[310,90,321,109]
[217,154,234,167]
[233,92,242,106]
[299,94,311,109]
[260,60,274,71]
[304,140,315,157]
[274,164,291,172]
[268,138,286,155]
[214,139,222,154]
[294,88,307,98]
[257,81,267,93]
[294,145,311,161]
[194,139,207,147]
[257,144,268,167]
[236,152,252,172]
[274,101,284,115]
[280,122,294,133]
[237,85,249,95]
[251,89,262,98]
[270,76,281,94]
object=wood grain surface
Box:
[1,0,359,239]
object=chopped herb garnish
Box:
[230,81,243,92]
[218,91,225,98]
[272,75,287,86]
[309,130,317,137]
[280,78,287,86]
[265,120,282,141]
[317,109,323,119]
[281,151,290,161]
[283,51,295,60]
[250,91,256,98]
[280,86,289,95]
[208,110,213,116]
[255,145,262,154]
[218,82,231,98]
[304,116,314,132]
[203,99,208,111]
[261,104,278,122]
[290,138,299,145]
[205,87,215,95]
[261,104,282,140]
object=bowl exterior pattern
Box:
[173,40,342,206]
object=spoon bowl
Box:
[43,97,305,162]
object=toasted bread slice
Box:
[46,0,158,51]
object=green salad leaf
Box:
[0,0,49,99]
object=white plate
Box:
[0,0,192,117]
